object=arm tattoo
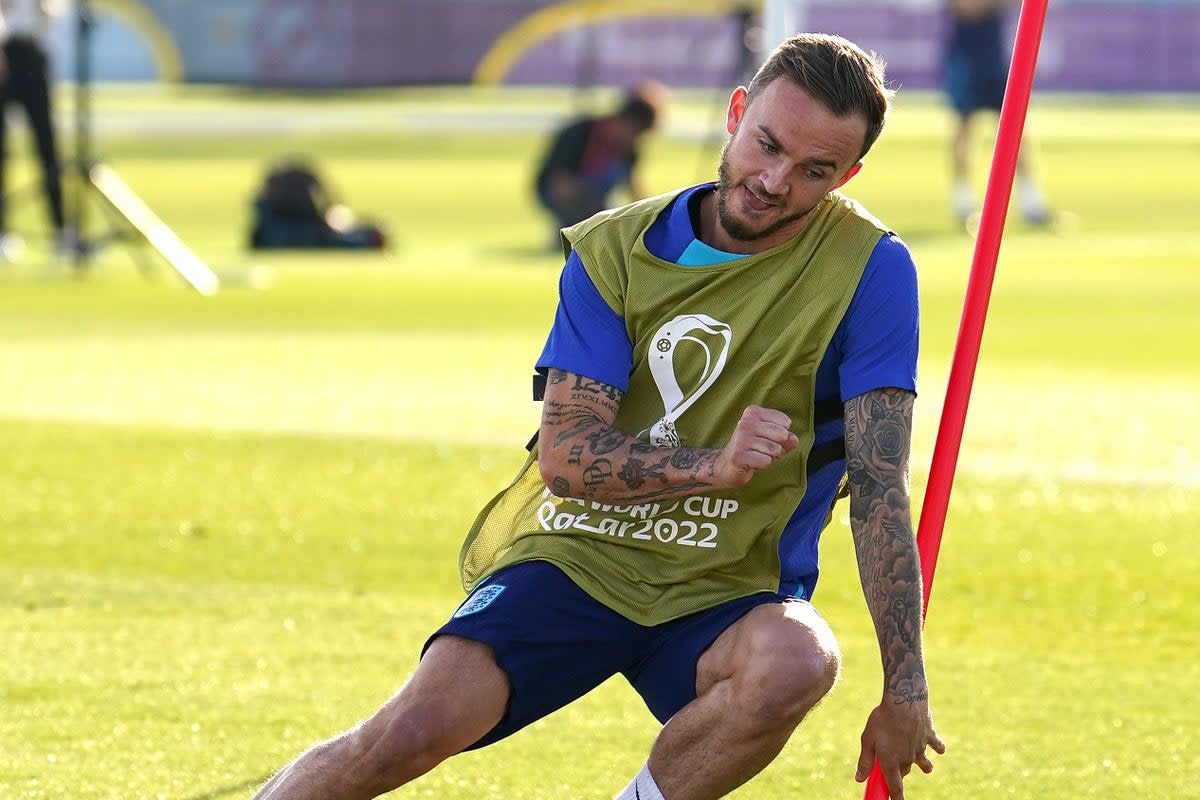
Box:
[540,368,723,503]
[616,456,670,489]
[544,398,604,448]
[669,449,704,469]
[845,388,928,705]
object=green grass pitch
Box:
[0,85,1197,799]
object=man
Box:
[0,0,72,260]
[533,80,665,234]
[943,0,1050,228]
[252,33,943,800]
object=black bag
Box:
[249,160,386,250]
[258,163,327,222]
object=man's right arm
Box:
[537,368,798,504]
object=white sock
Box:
[613,762,666,800]
[952,179,976,221]
[1018,173,1048,219]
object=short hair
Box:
[616,80,666,132]
[617,95,658,131]
[745,33,893,161]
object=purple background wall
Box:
[109,1,1200,92]
[499,4,1200,93]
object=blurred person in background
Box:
[248,158,388,251]
[533,79,666,240]
[250,33,942,800]
[0,0,72,261]
[943,0,1051,229]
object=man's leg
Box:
[0,52,12,237]
[1014,133,1051,224]
[253,635,509,800]
[950,113,975,225]
[19,45,66,235]
[640,601,840,800]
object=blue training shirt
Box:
[537,184,919,599]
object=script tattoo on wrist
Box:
[669,448,704,470]
[845,388,927,704]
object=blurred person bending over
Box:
[533,80,665,236]
[250,33,943,800]
[943,0,1051,228]
[0,0,71,260]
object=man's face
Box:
[715,78,868,250]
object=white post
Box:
[762,0,809,55]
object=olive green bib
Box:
[460,188,888,625]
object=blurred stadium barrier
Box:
[46,0,1200,92]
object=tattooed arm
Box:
[536,367,798,504]
[845,388,945,800]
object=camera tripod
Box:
[68,0,218,294]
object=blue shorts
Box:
[425,559,793,750]
[944,50,1007,115]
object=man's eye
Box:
[758,139,778,154]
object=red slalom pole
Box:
[861,1,1050,797]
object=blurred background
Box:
[2,2,1198,799]
[48,0,1199,91]
[4,0,1194,270]
[5,0,1198,268]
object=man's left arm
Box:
[845,387,945,800]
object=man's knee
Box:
[712,604,841,727]
[333,636,510,794]
[339,711,450,794]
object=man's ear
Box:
[726,87,748,134]
[832,161,864,190]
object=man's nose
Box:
[759,163,790,198]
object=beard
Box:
[715,142,820,244]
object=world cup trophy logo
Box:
[642,314,733,446]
